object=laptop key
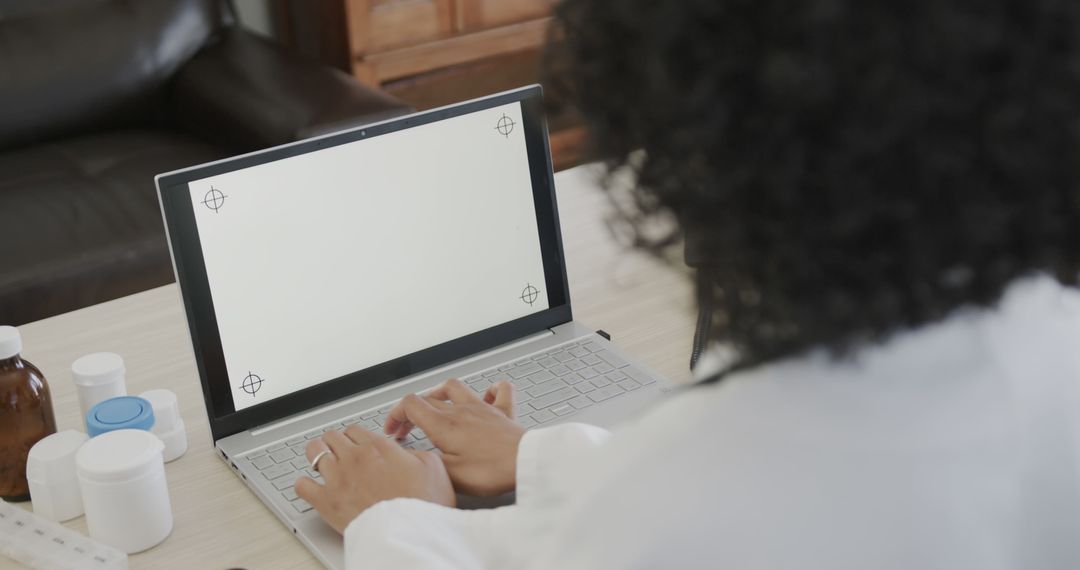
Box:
[593,363,614,375]
[527,378,568,398]
[286,436,305,446]
[293,447,306,457]
[251,456,274,470]
[282,488,299,502]
[292,499,314,514]
[617,378,642,391]
[550,403,574,416]
[606,371,628,382]
[583,342,604,353]
[262,464,294,481]
[526,370,556,384]
[580,367,598,379]
[597,350,630,369]
[549,364,571,376]
[553,351,574,363]
[566,360,586,371]
[518,416,538,429]
[509,362,543,379]
[470,379,492,392]
[563,373,584,385]
[270,450,295,464]
[267,443,287,453]
[588,384,626,403]
[582,354,602,366]
[530,409,557,424]
[626,368,657,385]
[510,377,533,390]
[529,387,578,410]
[568,347,589,358]
[483,370,498,378]
[291,457,309,471]
[273,477,296,491]
[537,357,559,369]
[589,376,611,388]
[575,383,596,394]
[569,395,593,409]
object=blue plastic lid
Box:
[87,396,155,437]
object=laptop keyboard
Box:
[240,338,656,515]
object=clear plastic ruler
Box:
[0,499,127,570]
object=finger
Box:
[295,476,325,510]
[487,380,515,416]
[345,424,402,457]
[323,429,367,460]
[385,393,445,437]
[425,378,480,405]
[305,439,338,477]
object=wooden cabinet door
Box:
[455,0,557,32]
[347,0,454,53]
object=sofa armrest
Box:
[168,27,412,151]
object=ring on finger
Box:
[311,449,334,472]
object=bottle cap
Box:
[87,397,155,437]
[0,326,22,359]
[76,429,164,484]
[138,390,187,462]
[27,430,89,522]
[72,353,125,387]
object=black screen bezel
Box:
[157,86,571,442]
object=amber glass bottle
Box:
[0,326,57,501]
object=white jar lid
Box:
[76,429,164,483]
[71,352,125,386]
[139,389,181,432]
[27,430,89,485]
[0,326,22,359]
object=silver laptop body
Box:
[155,86,673,569]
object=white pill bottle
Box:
[76,429,173,553]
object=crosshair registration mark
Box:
[495,113,516,138]
[202,187,227,213]
[520,283,541,306]
[240,371,263,397]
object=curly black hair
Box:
[547,0,1080,378]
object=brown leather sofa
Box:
[0,0,412,325]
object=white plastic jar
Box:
[76,429,173,554]
[26,429,89,522]
[71,353,127,429]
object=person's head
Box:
[548,0,1080,377]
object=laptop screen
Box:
[183,101,551,412]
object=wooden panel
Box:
[361,17,553,83]
[456,0,556,32]
[367,0,453,52]
[344,0,372,55]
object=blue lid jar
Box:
[86,396,155,437]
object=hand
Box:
[295,426,455,534]
[385,379,526,496]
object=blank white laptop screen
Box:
[185,102,549,411]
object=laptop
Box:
[155,85,673,569]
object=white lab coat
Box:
[345,275,1080,569]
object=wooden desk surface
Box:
[11,164,694,569]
